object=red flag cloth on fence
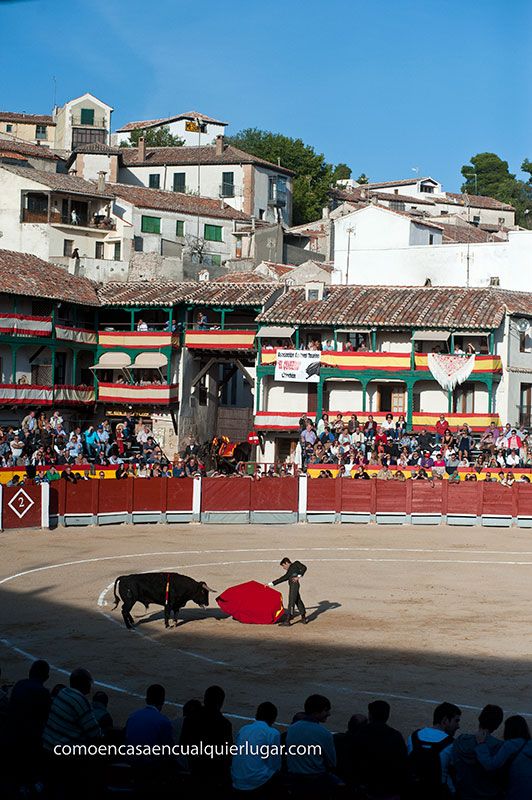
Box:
[216,580,285,624]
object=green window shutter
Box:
[209,254,222,266]
[141,215,161,234]
[176,220,185,237]
[204,224,222,242]
[148,174,160,188]
[173,173,186,192]
[80,108,94,125]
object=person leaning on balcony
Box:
[197,311,209,330]
[136,318,148,331]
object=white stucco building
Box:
[113,110,227,147]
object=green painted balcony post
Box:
[295,327,300,348]
[51,304,56,339]
[488,378,495,414]
[10,344,17,383]
[489,332,495,355]
[450,333,455,354]
[72,349,78,384]
[410,331,416,371]
[130,309,135,331]
[371,329,377,352]
[333,328,338,349]
[406,381,414,428]
[316,376,324,421]
[255,373,262,414]
[51,345,56,401]
[361,379,368,412]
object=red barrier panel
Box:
[201,477,252,511]
[481,483,516,517]
[411,481,445,514]
[99,479,132,514]
[375,481,408,512]
[516,484,532,517]
[64,480,97,515]
[446,483,483,515]
[132,478,167,512]
[2,484,42,529]
[166,479,194,511]
[307,479,339,511]
[341,480,373,512]
[250,477,298,511]
[49,480,66,519]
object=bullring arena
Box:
[1,521,531,736]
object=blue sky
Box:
[2,0,530,190]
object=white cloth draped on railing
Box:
[427,353,475,391]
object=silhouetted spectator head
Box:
[433,702,461,735]
[347,713,368,735]
[368,700,390,724]
[146,684,165,710]
[291,711,306,724]
[183,698,202,718]
[204,685,225,711]
[256,701,278,726]
[29,659,50,683]
[304,694,331,722]
[504,715,530,741]
[70,668,93,695]
[93,690,109,707]
[478,704,504,733]
[51,683,66,698]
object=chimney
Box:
[97,170,107,193]
[215,135,224,156]
[138,135,146,163]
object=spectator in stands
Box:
[125,683,173,749]
[61,464,78,483]
[333,713,367,789]
[8,660,50,788]
[351,700,408,799]
[451,703,504,800]
[436,414,450,442]
[286,694,339,796]
[231,701,281,796]
[407,701,461,799]
[417,427,433,453]
[181,685,233,794]
[476,715,532,800]
[92,691,113,735]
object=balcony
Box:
[260,349,503,375]
[22,209,116,230]
[98,330,180,349]
[254,410,501,432]
[219,182,241,198]
[0,313,52,337]
[97,383,179,405]
[185,328,256,350]
[267,188,287,208]
[71,114,107,128]
[56,325,98,345]
[0,384,94,406]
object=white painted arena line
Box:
[2,545,532,721]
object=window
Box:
[420,184,434,193]
[63,239,74,257]
[206,254,222,266]
[472,215,481,225]
[204,224,222,242]
[35,124,47,140]
[6,124,13,133]
[440,209,449,215]
[429,234,434,245]
[141,215,161,234]
[55,352,67,385]
[173,173,186,193]
[390,200,405,211]
[498,217,505,225]
[221,171,234,197]
[95,241,104,259]
[134,236,143,252]
[258,209,265,220]
[114,242,121,261]
[176,220,185,237]
[520,384,532,426]
[148,174,160,189]
[520,331,532,353]
[198,375,207,406]
[71,129,106,146]
[80,108,95,125]
[307,290,319,301]
[394,189,399,195]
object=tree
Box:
[331,163,352,182]
[461,153,532,228]
[226,128,351,225]
[356,173,369,184]
[120,125,184,148]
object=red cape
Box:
[216,580,285,624]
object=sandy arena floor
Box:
[0,523,530,736]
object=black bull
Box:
[112,572,215,629]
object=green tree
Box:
[461,153,532,228]
[120,125,184,148]
[356,173,369,184]
[331,163,352,182]
[226,128,351,225]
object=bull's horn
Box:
[202,582,217,592]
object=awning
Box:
[412,330,450,341]
[335,328,371,334]
[454,330,489,337]
[90,352,131,370]
[130,352,168,369]
[257,326,295,338]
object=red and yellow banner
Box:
[97,383,179,405]
[415,354,502,374]
[185,330,256,350]
[98,331,179,349]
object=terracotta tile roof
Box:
[434,192,514,211]
[72,142,123,155]
[262,263,294,276]
[365,178,435,189]
[120,142,295,176]
[332,187,435,206]
[0,249,98,305]
[0,163,114,198]
[0,111,55,126]
[257,285,532,329]
[97,281,277,307]
[109,182,250,221]
[213,272,275,283]
[0,139,61,161]
[439,222,493,244]
[116,111,228,133]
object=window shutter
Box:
[204,224,222,242]
[141,216,161,234]
[80,108,95,125]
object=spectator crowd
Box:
[1,659,531,799]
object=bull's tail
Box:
[112,577,122,610]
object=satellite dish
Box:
[516,318,530,333]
